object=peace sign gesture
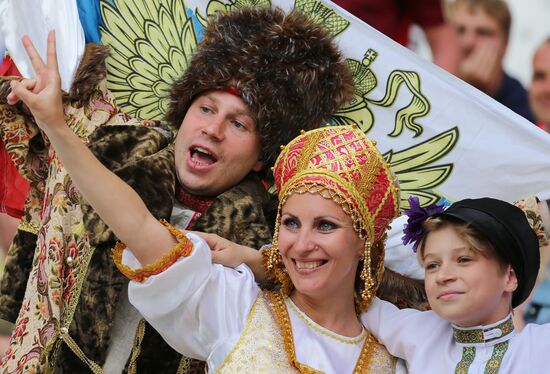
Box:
[7,30,65,132]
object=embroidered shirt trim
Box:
[455,346,476,374]
[452,314,514,345]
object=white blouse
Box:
[125,233,403,373]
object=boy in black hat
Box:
[362,197,550,372]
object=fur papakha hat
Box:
[165,6,355,167]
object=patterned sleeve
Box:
[514,196,549,248]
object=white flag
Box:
[97,0,550,207]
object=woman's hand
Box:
[193,232,254,268]
[7,31,65,133]
[192,232,267,281]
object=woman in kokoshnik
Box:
[119,124,404,373]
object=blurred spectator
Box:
[333,0,460,74]
[449,0,535,122]
[517,39,550,328]
[530,38,550,132]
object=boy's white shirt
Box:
[361,297,550,373]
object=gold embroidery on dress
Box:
[216,293,299,373]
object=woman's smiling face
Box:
[278,193,364,301]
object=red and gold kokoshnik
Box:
[268,124,400,310]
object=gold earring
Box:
[359,241,376,310]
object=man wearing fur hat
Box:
[0,7,354,373]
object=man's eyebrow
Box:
[202,93,218,103]
[235,109,254,118]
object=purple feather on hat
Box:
[402,196,447,252]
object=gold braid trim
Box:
[352,330,384,373]
[126,319,194,374]
[58,328,104,374]
[18,220,40,235]
[176,356,193,374]
[267,291,322,374]
[112,219,194,282]
[127,319,146,374]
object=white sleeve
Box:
[384,215,425,280]
[126,233,259,360]
[361,297,444,361]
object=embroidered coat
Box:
[0,46,274,373]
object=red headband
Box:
[222,86,241,97]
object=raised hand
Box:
[5,31,179,268]
[7,31,64,132]
[459,39,502,96]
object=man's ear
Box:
[504,265,518,293]
[252,159,263,172]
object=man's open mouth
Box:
[190,146,218,166]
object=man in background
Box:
[334,0,460,74]
[450,0,535,122]
[529,38,550,132]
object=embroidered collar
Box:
[453,314,515,345]
[175,183,213,214]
